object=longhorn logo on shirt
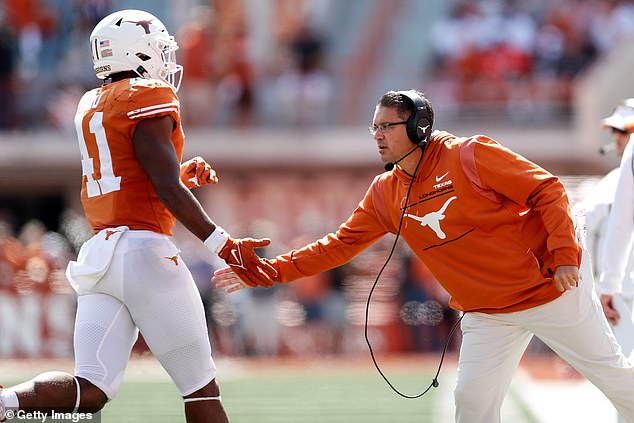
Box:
[164,255,179,266]
[405,196,457,239]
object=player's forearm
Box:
[155,180,216,241]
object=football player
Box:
[0,9,276,423]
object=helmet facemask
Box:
[132,32,183,91]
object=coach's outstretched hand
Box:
[180,156,218,188]
[217,238,278,288]
[213,267,252,293]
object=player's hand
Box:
[553,265,579,292]
[600,294,621,325]
[217,238,278,288]
[213,268,252,293]
[180,156,218,189]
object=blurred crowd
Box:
[0,210,461,357]
[0,211,88,295]
[0,0,333,131]
[429,0,634,119]
[0,0,633,131]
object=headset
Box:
[399,90,434,147]
[383,91,435,172]
[366,90,464,399]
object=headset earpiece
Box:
[397,90,434,147]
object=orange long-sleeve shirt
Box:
[273,131,580,313]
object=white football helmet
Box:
[90,9,183,91]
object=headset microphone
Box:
[384,145,420,171]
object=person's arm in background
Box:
[599,138,634,324]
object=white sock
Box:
[0,389,19,409]
[73,377,81,413]
[183,396,221,403]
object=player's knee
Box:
[76,377,108,413]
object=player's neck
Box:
[107,71,140,83]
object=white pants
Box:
[455,275,634,423]
[72,230,216,399]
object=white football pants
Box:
[73,230,216,399]
[455,257,634,423]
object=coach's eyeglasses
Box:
[368,121,408,136]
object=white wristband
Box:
[204,226,230,254]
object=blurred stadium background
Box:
[0,0,633,421]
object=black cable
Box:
[364,149,464,399]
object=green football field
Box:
[2,356,542,423]
[102,368,445,422]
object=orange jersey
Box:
[74,78,184,235]
[274,131,580,313]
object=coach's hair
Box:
[377,90,432,119]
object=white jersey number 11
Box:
[74,93,122,198]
